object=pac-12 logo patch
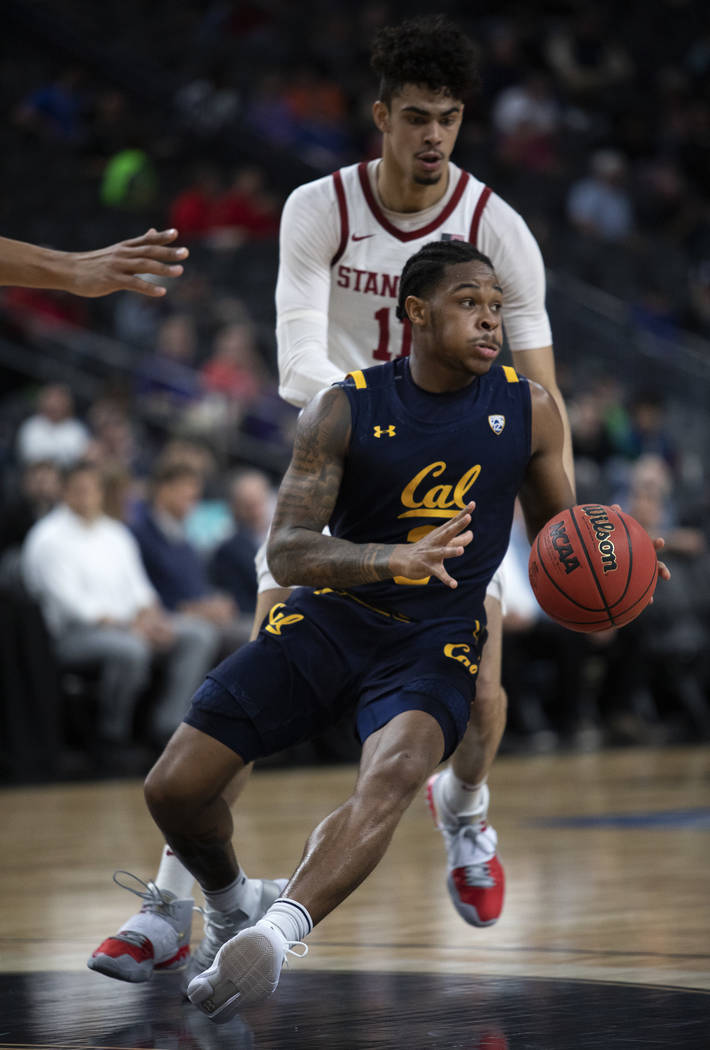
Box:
[488,414,505,435]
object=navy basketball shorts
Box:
[184,588,486,763]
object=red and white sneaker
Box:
[427,774,505,927]
[87,871,193,982]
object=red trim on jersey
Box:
[469,186,492,245]
[330,170,349,266]
[357,162,471,242]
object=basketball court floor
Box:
[1,744,708,1048]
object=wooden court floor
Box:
[1,745,709,1049]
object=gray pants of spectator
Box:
[54,615,220,744]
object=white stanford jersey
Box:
[276,159,552,408]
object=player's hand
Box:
[67,228,189,297]
[609,504,671,587]
[391,501,475,589]
[651,536,671,583]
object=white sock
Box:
[257,897,313,944]
[440,769,489,820]
[202,867,260,917]
[155,845,195,900]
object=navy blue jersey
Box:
[329,358,532,622]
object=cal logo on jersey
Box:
[488,414,506,435]
[265,603,304,635]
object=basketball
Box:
[528,504,658,633]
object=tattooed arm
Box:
[267,386,475,590]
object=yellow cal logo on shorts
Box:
[444,643,478,676]
[265,603,304,635]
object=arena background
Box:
[2,0,709,778]
[1,4,709,1049]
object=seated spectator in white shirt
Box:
[15,383,90,468]
[21,461,219,751]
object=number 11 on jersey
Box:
[373,308,412,362]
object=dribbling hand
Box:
[391,501,475,588]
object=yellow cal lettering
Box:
[399,461,481,519]
[265,603,304,635]
[444,642,478,676]
[401,462,446,511]
[424,484,454,509]
[445,643,471,665]
[453,465,481,505]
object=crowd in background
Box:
[2,0,710,781]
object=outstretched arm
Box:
[267,387,475,589]
[0,228,188,297]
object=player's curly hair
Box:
[371,15,480,105]
[396,241,495,321]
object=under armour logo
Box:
[264,603,304,635]
[374,424,396,438]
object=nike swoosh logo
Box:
[351,233,375,241]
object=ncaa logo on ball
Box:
[488,414,505,435]
[548,519,580,574]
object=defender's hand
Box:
[67,228,189,297]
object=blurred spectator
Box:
[634,158,691,237]
[492,70,562,173]
[84,89,136,164]
[100,147,158,211]
[137,314,203,417]
[13,67,87,145]
[86,396,152,479]
[545,10,633,103]
[626,391,678,472]
[174,63,241,137]
[0,460,61,579]
[246,70,352,169]
[208,468,274,615]
[168,165,222,240]
[16,384,90,468]
[1,285,89,331]
[567,149,634,242]
[21,462,219,752]
[130,461,253,653]
[599,464,710,743]
[481,21,524,99]
[200,321,266,405]
[568,387,617,502]
[210,167,280,242]
[159,436,218,482]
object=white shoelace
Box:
[113,870,175,910]
[284,941,309,964]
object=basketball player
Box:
[266,14,575,928]
[146,241,579,1021]
[88,14,574,984]
[0,227,188,297]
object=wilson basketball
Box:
[528,504,658,633]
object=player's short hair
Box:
[371,15,479,105]
[396,241,495,321]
